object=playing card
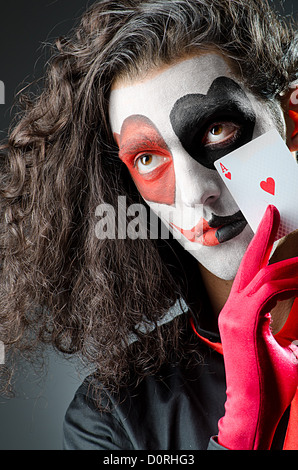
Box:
[214,129,298,240]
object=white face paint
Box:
[109,53,283,280]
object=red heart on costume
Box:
[260,177,275,195]
[225,172,231,180]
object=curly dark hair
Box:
[0,0,297,398]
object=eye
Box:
[135,154,169,175]
[203,121,242,147]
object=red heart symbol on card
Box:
[260,177,275,195]
[225,172,231,180]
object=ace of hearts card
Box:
[214,129,298,241]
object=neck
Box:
[198,264,233,321]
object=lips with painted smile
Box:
[171,211,247,246]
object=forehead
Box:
[109,53,240,134]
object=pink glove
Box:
[217,205,298,450]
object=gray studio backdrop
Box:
[0,0,297,450]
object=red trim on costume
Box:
[189,316,223,355]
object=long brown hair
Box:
[0,0,297,398]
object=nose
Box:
[175,154,222,207]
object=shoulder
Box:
[63,376,134,450]
[62,358,194,451]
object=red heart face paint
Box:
[109,53,282,280]
[115,115,176,205]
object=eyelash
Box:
[133,153,170,175]
[202,121,242,148]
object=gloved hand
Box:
[217,205,298,450]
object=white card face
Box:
[214,129,298,240]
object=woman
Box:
[1,0,298,450]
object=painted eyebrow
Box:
[121,136,168,157]
[170,96,252,140]
[170,76,256,140]
[118,115,171,162]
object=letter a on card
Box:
[220,162,229,174]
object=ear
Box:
[282,85,298,152]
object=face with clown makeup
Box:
[109,53,286,280]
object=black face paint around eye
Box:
[169,77,256,170]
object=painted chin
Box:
[171,211,248,247]
[185,223,254,280]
